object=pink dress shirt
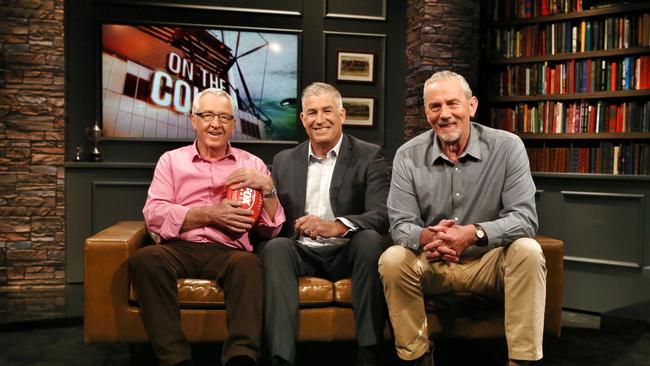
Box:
[143,142,285,252]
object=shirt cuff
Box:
[335,217,358,238]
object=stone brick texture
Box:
[0,0,65,291]
[405,0,480,140]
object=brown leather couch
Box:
[84,221,563,344]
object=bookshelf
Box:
[483,0,650,175]
[481,0,650,314]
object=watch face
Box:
[476,226,485,238]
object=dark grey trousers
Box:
[256,230,386,365]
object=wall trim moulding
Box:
[324,0,386,21]
[96,1,303,16]
[323,30,386,38]
[561,190,645,268]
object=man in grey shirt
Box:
[379,71,546,366]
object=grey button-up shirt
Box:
[388,122,538,260]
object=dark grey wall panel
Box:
[561,191,644,268]
[65,164,154,283]
[564,262,650,313]
[325,0,385,20]
[91,181,150,233]
[324,32,386,147]
[533,173,650,313]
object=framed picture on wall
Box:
[336,51,374,82]
[342,97,374,126]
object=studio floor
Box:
[1,286,649,365]
[0,311,649,366]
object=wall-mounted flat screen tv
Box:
[101,23,299,142]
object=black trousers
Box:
[256,230,386,365]
[128,241,263,366]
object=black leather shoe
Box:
[171,360,194,366]
[224,355,256,366]
[401,345,435,366]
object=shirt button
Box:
[454,216,459,221]
[455,193,460,197]
[455,167,459,171]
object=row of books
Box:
[492,13,650,58]
[491,0,584,21]
[527,143,650,175]
[491,100,650,133]
[494,56,650,96]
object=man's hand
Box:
[422,219,458,263]
[294,215,348,239]
[209,198,256,234]
[225,168,275,196]
[424,223,476,264]
[421,219,477,264]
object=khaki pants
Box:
[378,238,546,361]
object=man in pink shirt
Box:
[129,88,285,366]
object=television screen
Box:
[101,23,299,141]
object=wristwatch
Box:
[474,224,488,247]
[262,186,277,199]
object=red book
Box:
[589,105,596,132]
[550,68,556,94]
[611,61,617,91]
[616,104,623,132]
[607,105,617,132]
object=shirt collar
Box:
[307,134,343,162]
[431,122,482,164]
[191,140,237,162]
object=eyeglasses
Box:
[194,112,234,124]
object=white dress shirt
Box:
[299,136,357,247]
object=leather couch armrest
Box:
[84,221,149,342]
[535,235,564,337]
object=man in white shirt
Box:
[257,82,391,366]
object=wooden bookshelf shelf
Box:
[490,47,650,65]
[489,89,650,102]
[491,2,649,26]
[519,132,650,140]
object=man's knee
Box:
[128,245,167,274]
[257,237,295,264]
[508,237,546,270]
[378,245,415,282]
[348,229,385,261]
[229,251,262,275]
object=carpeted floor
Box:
[1,311,649,366]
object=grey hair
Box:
[191,88,234,114]
[423,70,473,99]
[301,82,343,110]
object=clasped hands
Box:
[294,215,347,239]
[421,219,476,265]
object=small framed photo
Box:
[336,51,375,82]
[342,97,374,127]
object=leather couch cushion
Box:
[130,276,342,308]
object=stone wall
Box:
[0,0,66,291]
[405,0,480,139]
